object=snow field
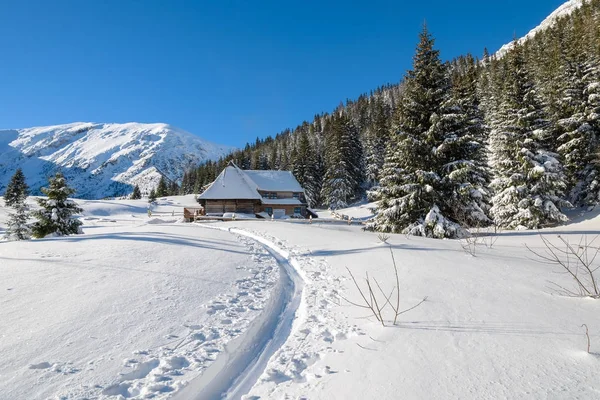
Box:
[215,220,600,399]
[0,208,280,399]
[2,196,600,399]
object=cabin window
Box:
[264,192,277,199]
[265,207,273,215]
[294,207,301,214]
[293,193,300,200]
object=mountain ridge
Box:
[0,122,234,199]
[495,0,584,56]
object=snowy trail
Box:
[173,226,306,400]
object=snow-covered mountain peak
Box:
[0,122,234,199]
[495,0,584,57]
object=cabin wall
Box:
[184,207,204,219]
[258,204,306,217]
[257,190,306,202]
[204,199,259,215]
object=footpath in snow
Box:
[173,226,305,400]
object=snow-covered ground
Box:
[0,197,281,399]
[1,196,599,399]
[216,217,600,399]
[315,201,376,221]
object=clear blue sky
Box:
[0,0,565,147]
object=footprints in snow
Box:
[94,233,279,399]
[28,361,81,376]
[235,231,362,390]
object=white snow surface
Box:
[496,0,584,57]
[218,217,600,400]
[0,122,234,199]
[0,197,281,399]
[1,196,600,399]
[199,166,262,200]
[244,170,304,192]
[316,201,377,221]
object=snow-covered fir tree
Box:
[292,126,321,207]
[3,168,29,207]
[131,185,142,200]
[438,55,492,227]
[321,112,363,209]
[489,42,569,229]
[537,13,600,208]
[4,201,31,241]
[31,173,83,238]
[364,97,390,188]
[148,188,157,203]
[156,176,169,197]
[3,168,31,241]
[369,26,467,237]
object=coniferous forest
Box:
[181,0,600,237]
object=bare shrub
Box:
[582,324,591,353]
[377,233,390,244]
[526,235,600,299]
[460,235,479,256]
[458,222,501,257]
[341,246,427,326]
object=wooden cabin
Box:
[196,162,309,219]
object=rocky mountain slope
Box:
[0,122,233,199]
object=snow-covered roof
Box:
[198,164,305,201]
[244,170,304,192]
[198,166,262,200]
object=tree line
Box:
[179,1,600,238]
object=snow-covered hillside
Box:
[496,0,584,56]
[0,123,234,199]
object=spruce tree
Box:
[538,17,600,208]
[148,188,157,203]
[156,176,169,197]
[321,112,363,209]
[3,168,29,207]
[369,26,463,237]
[169,181,179,196]
[4,201,31,241]
[489,42,569,229]
[131,185,142,200]
[3,169,31,241]
[439,55,492,227]
[364,97,389,187]
[31,173,83,238]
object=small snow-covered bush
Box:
[404,205,469,239]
